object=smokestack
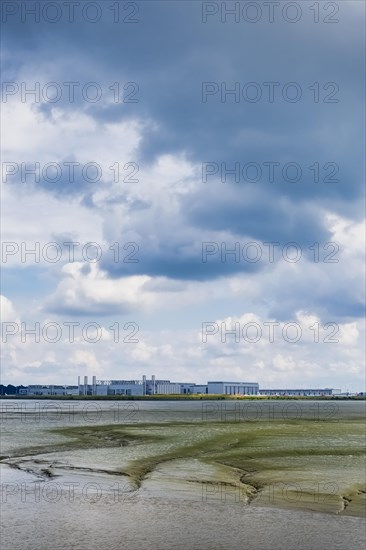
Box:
[152,374,155,395]
[84,375,88,396]
[92,376,97,396]
[142,375,146,396]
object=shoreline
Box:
[1,395,364,401]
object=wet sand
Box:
[1,400,365,549]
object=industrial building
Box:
[207,381,258,395]
[259,388,334,397]
[76,375,180,396]
[16,377,339,397]
[24,385,79,396]
[76,376,260,396]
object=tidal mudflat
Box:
[1,399,365,549]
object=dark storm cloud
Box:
[3,1,363,199]
[3,1,364,318]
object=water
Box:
[1,399,365,549]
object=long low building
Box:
[259,388,334,397]
[24,385,79,396]
[208,381,259,395]
[77,376,260,396]
[94,380,144,397]
[16,377,338,397]
[77,377,338,397]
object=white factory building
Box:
[77,376,260,396]
[259,388,335,397]
[207,382,258,395]
[23,385,79,396]
[17,378,338,398]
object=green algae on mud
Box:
[2,412,365,517]
[14,418,361,517]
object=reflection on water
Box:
[1,399,365,549]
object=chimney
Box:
[84,375,88,396]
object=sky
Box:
[1,0,365,391]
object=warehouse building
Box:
[95,380,144,397]
[259,388,334,397]
[26,385,79,396]
[155,381,182,394]
[19,379,338,398]
[207,381,259,395]
[77,376,260,396]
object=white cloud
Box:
[0,294,20,323]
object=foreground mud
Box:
[2,417,365,517]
